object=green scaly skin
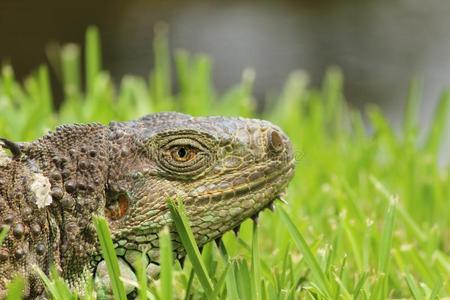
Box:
[0,112,295,298]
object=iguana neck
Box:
[21,124,111,279]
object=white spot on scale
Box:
[30,172,53,208]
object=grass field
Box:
[0,26,449,299]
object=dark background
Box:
[1,0,449,155]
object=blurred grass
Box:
[0,25,449,298]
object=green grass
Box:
[0,25,449,299]
[94,216,127,300]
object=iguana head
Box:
[106,112,295,256]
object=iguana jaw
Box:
[187,160,295,203]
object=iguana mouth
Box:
[188,159,296,203]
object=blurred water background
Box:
[1,0,449,160]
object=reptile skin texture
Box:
[0,112,295,298]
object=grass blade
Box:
[424,90,450,155]
[405,274,424,300]
[93,216,127,300]
[85,26,102,95]
[251,221,261,300]
[150,22,173,111]
[353,272,368,298]
[61,44,81,100]
[403,77,422,138]
[34,267,62,299]
[5,277,25,300]
[235,259,252,300]
[49,266,75,300]
[159,226,173,300]
[210,263,231,299]
[183,269,195,300]
[135,251,149,300]
[167,198,214,297]
[277,206,332,297]
[377,198,397,274]
[429,278,442,300]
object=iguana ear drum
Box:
[105,193,129,220]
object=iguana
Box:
[0,112,295,298]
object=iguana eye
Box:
[170,146,197,162]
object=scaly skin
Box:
[0,112,295,298]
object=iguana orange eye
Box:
[170,146,197,162]
[156,135,213,179]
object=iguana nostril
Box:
[268,130,284,153]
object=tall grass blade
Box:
[34,267,64,299]
[183,269,195,300]
[5,277,25,300]
[85,26,102,95]
[150,22,173,111]
[424,91,450,155]
[353,272,368,299]
[277,206,332,297]
[251,221,261,300]
[429,279,443,300]
[167,198,214,297]
[377,199,397,274]
[49,266,75,300]
[93,216,127,300]
[405,274,424,300]
[159,226,173,300]
[235,260,252,300]
[61,44,81,100]
[135,252,148,300]
[403,77,422,139]
[210,263,231,299]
